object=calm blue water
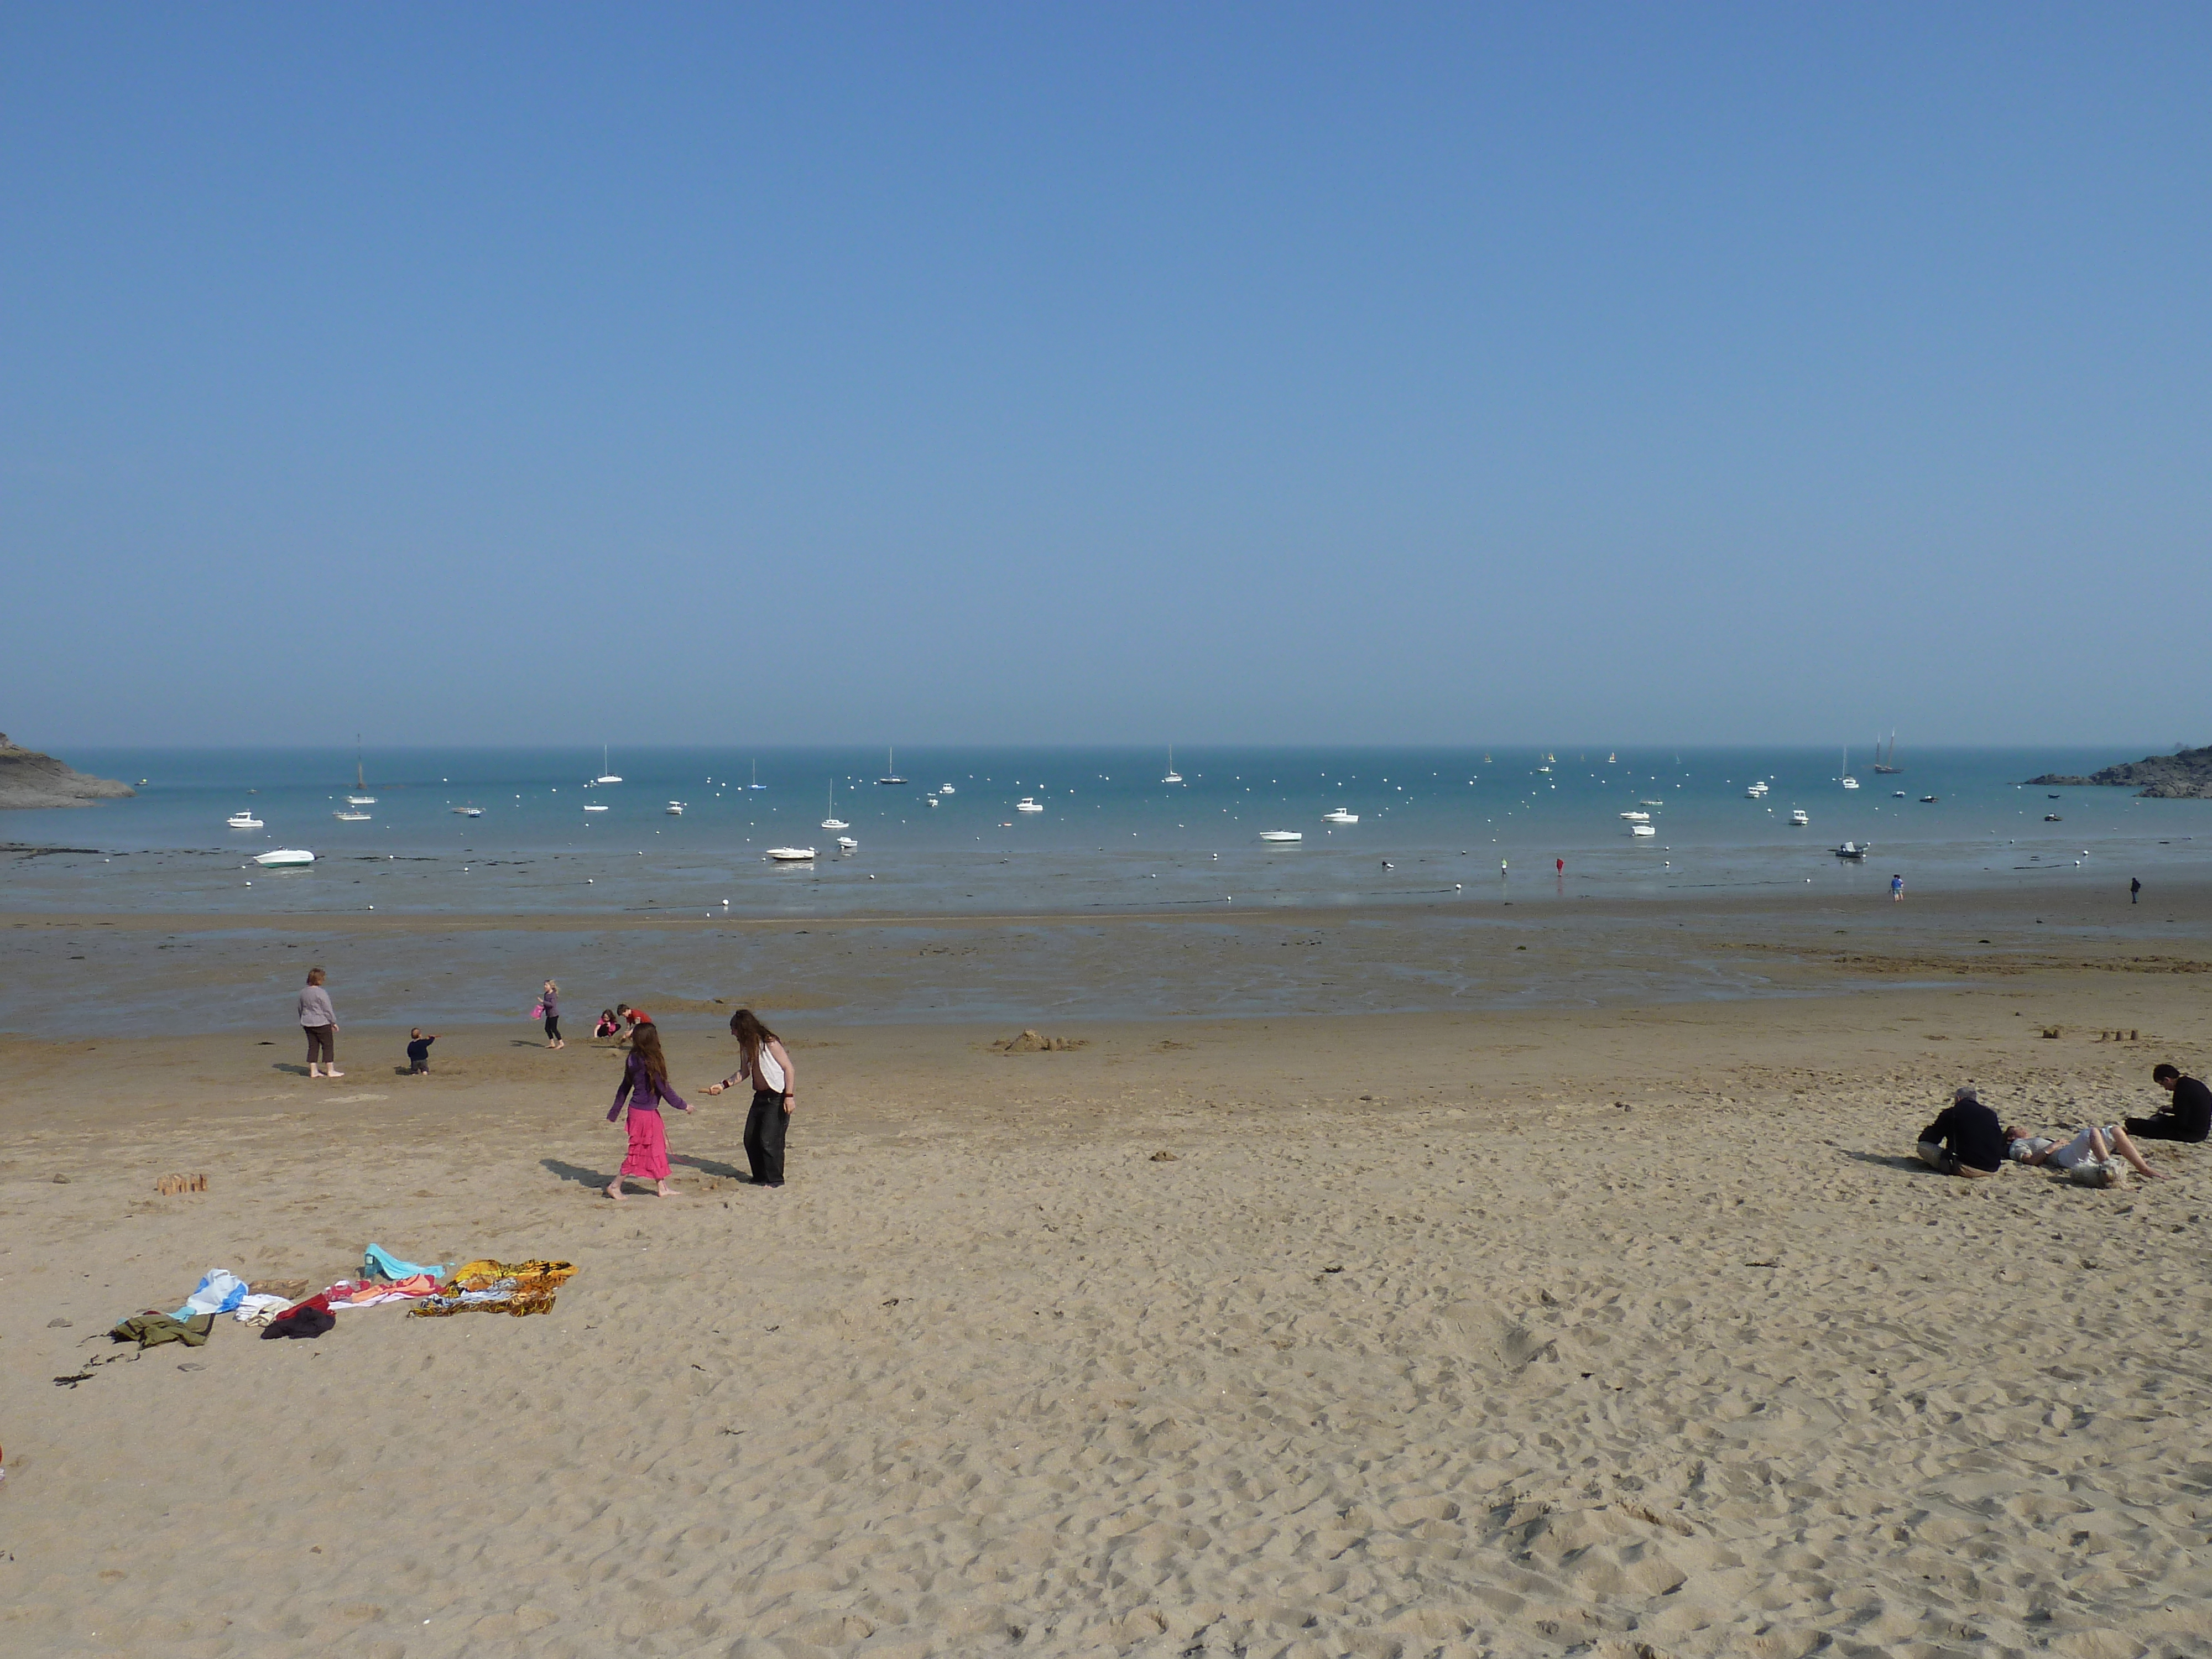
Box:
[3,745,2203,917]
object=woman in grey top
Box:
[299,967,342,1078]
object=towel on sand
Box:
[409,1260,577,1318]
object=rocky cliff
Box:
[0,733,135,809]
[2026,745,2212,799]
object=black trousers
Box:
[2125,1115,2206,1142]
[544,1014,561,1041]
[743,1090,789,1185]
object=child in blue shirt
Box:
[406,1029,437,1074]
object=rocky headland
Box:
[2026,744,2212,798]
[0,733,135,809]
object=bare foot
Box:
[602,1182,623,1201]
[655,1182,674,1198]
[307,1066,321,1078]
[325,1068,345,1078]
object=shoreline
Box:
[6,878,2209,1040]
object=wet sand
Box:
[2,889,2210,1657]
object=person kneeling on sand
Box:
[1916,1086,2005,1178]
[2125,1063,2212,1144]
[2005,1121,2163,1186]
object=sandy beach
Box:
[3,893,2210,1658]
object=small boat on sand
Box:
[1259,830,1302,843]
[253,848,314,868]
[766,847,816,862]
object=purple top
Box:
[541,988,559,1018]
[608,1050,688,1120]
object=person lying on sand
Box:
[1916,1086,2005,1178]
[2005,1121,2163,1185]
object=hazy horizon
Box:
[6,8,2208,749]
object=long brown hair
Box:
[730,1008,778,1078]
[630,1021,668,1084]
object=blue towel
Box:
[174,1267,249,1320]
[363,1243,445,1283]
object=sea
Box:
[3,744,2201,920]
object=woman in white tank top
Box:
[705,1008,797,1186]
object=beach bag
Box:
[530,1001,546,1020]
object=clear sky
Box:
[4,6,2207,750]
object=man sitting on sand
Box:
[2125,1063,2211,1143]
[1916,1086,2006,1178]
[2005,1121,2163,1185]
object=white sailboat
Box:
[1162,745,1183,785]
[347,738,376,805]
[749,759,766,790]
[822,780,849,831]
[1840,746,1859,789]
[595,744,622,785]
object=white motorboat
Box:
[583,803,608,812]
[1841,778,1859,789]
[926,795,938,806]
[1619,810,1650,822]
[1630,823,1657,838]
[1788,808,1810,826]
[937,783,956,795]
[1833,841,1871,859]
[665,802,684,816]
[1162,745,1183,785]
[1745,781,1769,799]
[1016,797,1044,813]
[766,847,816,862]
[1322,808,1358,825]
[1640,799,1665,807]
[1259,830,1302,843]
[821,781,849,831]
[253,848,314,868]
[453,805,483,817]
[877,747,907,785]
[836,836,858,851]
[227,812,263,830]
[1893,791,1908,799]
[333,810,371,822]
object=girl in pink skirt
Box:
[604,1022,691,1200]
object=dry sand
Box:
[3,917,2211,1657]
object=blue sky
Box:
[4,6,2207,749]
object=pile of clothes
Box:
[108,1245,578,1349]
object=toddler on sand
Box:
[406,1029,437,1075]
